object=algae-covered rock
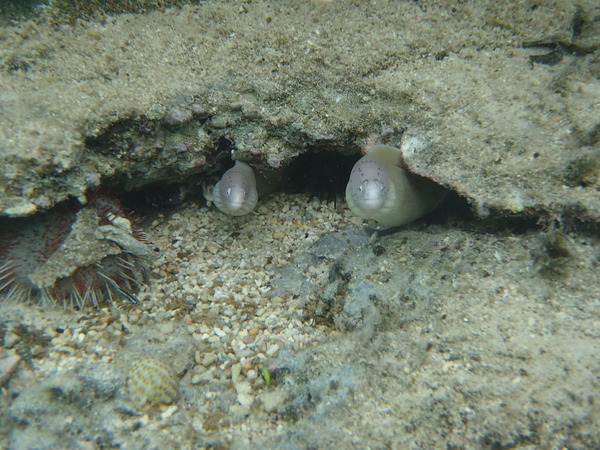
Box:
[0,0,598,224]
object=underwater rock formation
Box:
[0,1,597,225]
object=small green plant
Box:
[260,366,272,386]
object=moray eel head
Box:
[212,161,258,216]
[347,157,390,213]
[345,144,446,227]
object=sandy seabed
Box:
[0,1,599,448]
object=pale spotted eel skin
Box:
[212,161,258,216]
[345,144,446,227]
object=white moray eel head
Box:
[345,144,446,227]
[346,157,390,214]
[212,161,258,216]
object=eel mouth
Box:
[356,196,385,214]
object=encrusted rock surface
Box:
[1,0,598,221]
[1,1,599,449]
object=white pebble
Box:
[214,328,227,337]
[266,344,280,357]
[237,392,254,408]
[157,322,174,335]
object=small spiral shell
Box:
[128,357,178,406]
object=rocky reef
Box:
[1,1,599,448]
[0,0,597,223]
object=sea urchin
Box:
[0,195,154,309]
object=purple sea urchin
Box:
[0,195,154,309]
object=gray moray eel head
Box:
[212,161,258,216]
